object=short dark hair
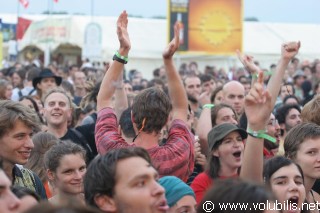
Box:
[263,156,304,186]
[283,95,300,105]
[119,107,136,138]
[199,74,214,84]
[11,186,41,202]
[84,147,152,207]
[198,179,275,213]
[284,122,320,159]
[275,104,301,125]
[132,88,172,134]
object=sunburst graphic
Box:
[199,11,233,46]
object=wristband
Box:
[203,104,215,109]
[113,51,128,64]
[247,128,277,143]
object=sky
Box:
[0,0,319,24]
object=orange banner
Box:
[169,0,243,55]
[189,0,243,54]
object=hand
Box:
[163,22,180,59]
[196,153,207,169]
[117,11,131,55]
[199,91,211,106]
[236,50,260,75]
[281,41,300,61]
[245,71,272,128]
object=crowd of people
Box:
[2,10,320,213]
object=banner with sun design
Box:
[169,0,243,55]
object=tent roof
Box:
[9,13,320,60]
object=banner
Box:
[17,17,32,40]
[82,22,102,60]
[19,0,29,8]
[169,0,243,55]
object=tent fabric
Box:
[11,14,320,79]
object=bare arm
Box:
[196,107,211,155]
[240,72,272,182]
[97,11,131,112]
[266,42,300,105]
[163,23,188,122]
[114,72,129,120]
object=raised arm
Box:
[97,11,131,111]
[114,71,129,120]
[163,23,188,122]
[236,50,260,86]
[240,71,272,182]
[266,41,300,105]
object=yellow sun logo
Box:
[199,11,233,46]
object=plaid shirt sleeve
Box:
[95,107,131,155]
[148,119,195,182]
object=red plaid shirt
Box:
[95,107,195,182]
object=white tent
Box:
[15,14,320,79]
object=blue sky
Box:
[0,0,320,24]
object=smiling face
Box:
[50,153,86,195]
[0,120,34,167]
[112,157,168,213]
[43,92,72,128]
[213,131,244,174]
[270,164,305,213]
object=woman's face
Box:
[12,73,22,88]
[213,90,223,105]
[215,107,238,125]
[295,137,320,180]
[5,84,12,100]
[51,153,86,195]
[270,164,305,213]
[213,131,244,172]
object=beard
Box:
[187,93,198,104]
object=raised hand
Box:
[163,22,180,60]
[281,41,300,61]
[236,50,260,76]
[245,71,272,128]
[117,11,131,54]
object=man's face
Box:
[37,77,57,94]
[266,114,281,144]
[73,72,86,89]
[0,120,34,166]
[43,92,72,128]
[184,77,201,101]
[285,108,302,132]
[223,83,245,115]
[0,170,21,213]
[112,157,168,213]
[202,79,216,93]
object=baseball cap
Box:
[208,123,248,151]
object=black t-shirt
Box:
[60,123,97,163]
